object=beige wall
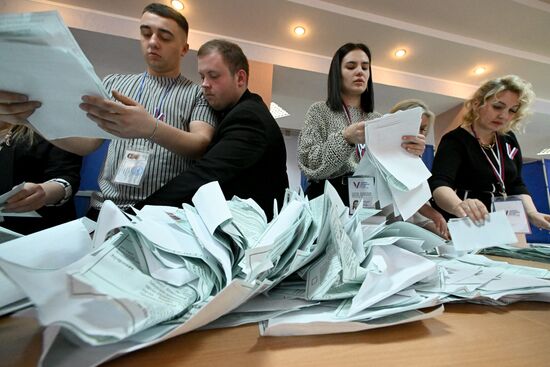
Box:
[434,103,464,148]
[248,60,273,106]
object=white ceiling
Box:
[2,0,549,157]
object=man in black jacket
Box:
[137,39,288,220]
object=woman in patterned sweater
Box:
[298,43,426,205]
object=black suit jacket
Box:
[0,135,82,234]
[138,90,289,220]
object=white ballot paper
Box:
[0,182,26,205]
[1,182,549,367]
[0,11,115,140]
[448,211,517,251]
[260,304,444,337]
[493,197,531,234]
[389,180,431,221]
[0,182,41,218]
[0,219,93,318]
[0,225,23,244]
[0,269,30,316]
[363,107,431,190]
[354,108,431,220]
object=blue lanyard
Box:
[135,72,148,104]
[135,72,180,120]
[343,104,365,158]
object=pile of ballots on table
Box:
[479,244,550,264]
[1,182,549,367]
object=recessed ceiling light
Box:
[474,66,487,75]
[171,1,184,11]
[537,148,550,155]
[394,49,407,58]
[293,26,306,37]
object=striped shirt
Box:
[91,72,217,210]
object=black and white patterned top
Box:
[298,101,381,180]
[91,73,217,210]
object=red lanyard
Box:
[471,126,506,195]
[342,104,365,158]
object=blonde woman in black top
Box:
[430,75,550,230]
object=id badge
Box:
[493,196,531,234]
[113,147,152,187]
[348,176,376,214]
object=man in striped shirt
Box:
[0,3,217,218]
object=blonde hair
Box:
[462,75,535,134]
[390,98,435,128]
[0,125,35,146]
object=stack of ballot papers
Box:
[354,107,432,220]
[480,243,550,263]
[0,181,549,367]
[0,226,30,316]
[0,218,97,317]
[0,11,115,139]
[415,254,550,305]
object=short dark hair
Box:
[198,39,249,78]
[326,43,374,113]
[142,3,189,35]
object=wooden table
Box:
[1,257,549,367]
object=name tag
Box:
[493,196,531,234]
[348,176,376,214]
[113,148,151,187]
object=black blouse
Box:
[429,127,529,219]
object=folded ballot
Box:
[480,243,550,263]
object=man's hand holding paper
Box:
[80,91,159,139]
